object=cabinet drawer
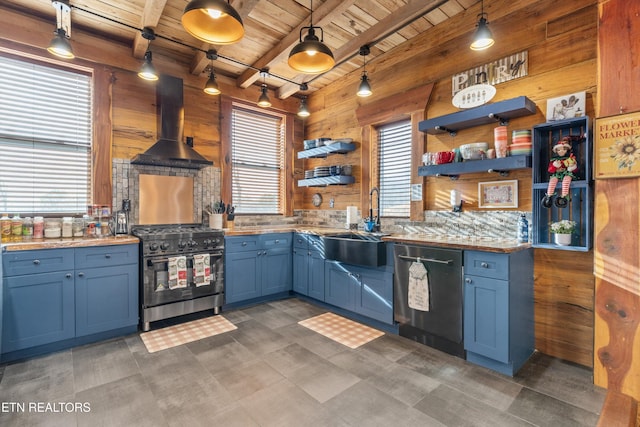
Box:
[294,233,309,249]
[75,244,138,269]
[260,233,291,248]
[2,249,74,276]
[464,251,509,280]
[225,236,259,253]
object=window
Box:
[231,106,285,214]
[0,53,92,215]
[378,120,412,217]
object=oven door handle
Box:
[147,251,223,265]
[397,255,453,265]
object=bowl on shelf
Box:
[459,142,489,160]
[509,142,532,156]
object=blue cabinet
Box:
[324,260,394,325]
[463,249,534,376]
[2,244,138,357]
[292,233,325,300]
[224,233,292,304]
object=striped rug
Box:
[140,315,237,353]
[298,312,384,349]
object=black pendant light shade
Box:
[356,45,372,97]
[257,85,272,108]
[298,97,310,117]
[203,49,221,95]
[288,1,334,74]
[138,51,158,81]
[182,0,244,45]
[470,1,494,51]
[47,28,74,59]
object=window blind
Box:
[0,54,92,215]
[231,107,284,214]
[378,120,412,217]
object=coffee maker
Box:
[115,199,130,235]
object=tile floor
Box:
[0,298,606,426]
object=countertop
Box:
[1,235,140,252]
[223,226,530,253]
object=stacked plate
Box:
[313,166,330,177]
[304,170,314,179]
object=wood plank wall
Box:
[305,0,599,368]
[594,0,640,403]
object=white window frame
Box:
[377,120,412,218]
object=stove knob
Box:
[160,242,170,250]
[189,240,198,247]
[178,241,187,249]
[149,243,159,251]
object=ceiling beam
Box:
[132,0,168,58]
[235,0,356,90]
[276,0,449,99]
[189,0,261,76]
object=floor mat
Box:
[140,315,237,353]
[298,312,384,349]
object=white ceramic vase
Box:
[554,233,572,246]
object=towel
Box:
[193,254,211,287]
[168,256,188,289]
[408,261,430,311]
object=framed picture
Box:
[595,112,640,179]
[546,91,586,122]
[478,180,518,208]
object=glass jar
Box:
[44,218,61,239]
[72,218,84,238]
[22,217,33,240]
[62,217,73,238]
[33,216,44,239]
[11,214,23,242]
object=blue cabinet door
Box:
[324,261,355,311]
[75,264,139,336]
[308,249,325,301]
[292,247,309,295]
[464,275,509,363]
[262,247,292,295]
[355,267,393,324]
[225,250,260,303]
[2,272,75,352]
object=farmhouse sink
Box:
[322,232,388,267]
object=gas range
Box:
[132,224,224,257]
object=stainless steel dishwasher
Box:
[393,244,464,358]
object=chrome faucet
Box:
[368,187,380,232]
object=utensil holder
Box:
[209,214,223,230]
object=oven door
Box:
[142,250,224,308]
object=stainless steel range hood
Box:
[131,74,213,169]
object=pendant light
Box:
[288,0,335,74]
[357,45,372,97]
[470,0,494,51]
[138,28,158,81]
[182,0,244,45]
[203,50,221,95]
[47,0,74,59]
[298,97,310,117]
[257,69,271,108]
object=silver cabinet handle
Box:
[465,278,472,284]
[78,272,85,277]
[481,262,489,268]
[242,242,247,246]
[275,239,280,244]
[33,259,41,265]
[66,273,72,279]
[105,254,111,259]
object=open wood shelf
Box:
[418,96,537,136]
[418,155,531,178]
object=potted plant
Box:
[550,220,576,245]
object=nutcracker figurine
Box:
[541,137,579,208]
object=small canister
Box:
[62,217,73,238]
[72,218,84,238]
[44,218,61,239]
[33,216,44,239]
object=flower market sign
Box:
[451,51,528,99]
[595,111,640,179]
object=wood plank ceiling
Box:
[4,0,479,99]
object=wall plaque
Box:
[595,111,640,179]
[451,51,528,97]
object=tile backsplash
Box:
[113,158,529,239]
